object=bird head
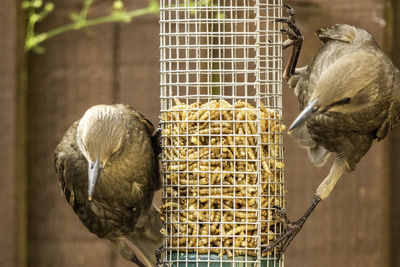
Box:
[289,64,379,132]
[77,105,128,200]
[316,24,374,45]
[288,96,352,131]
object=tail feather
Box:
[127,204,163,266]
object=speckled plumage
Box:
[54,104,162,266]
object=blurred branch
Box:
[23,0,212,53]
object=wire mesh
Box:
[160,0,284,266]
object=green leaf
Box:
[69,12,81,22]
[32,0,43,8]
[32,44,45,54]
[148,0,159,13]
[24,0,162,53]
[21,1,32,9]
[113,0,124,11]
[44,2,54,12]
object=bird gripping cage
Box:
[160,0,284,266]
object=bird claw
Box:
[283,4,295,20]
[262,206,305,259]
[276,4,303,80]
[277,4,303,49]
[264,197,321,259]
[271,205,286,220]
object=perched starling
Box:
[54,104,163,266]
[264,5,400,258]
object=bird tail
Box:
[307,143,331,166]
[127,204,163,266]
[289,124,331,166]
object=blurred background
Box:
[1,0,400,266]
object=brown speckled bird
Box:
[54,104,163,266]
[264,5,400,258]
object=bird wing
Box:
[121,104,155,137]
[54,121,86,208]
[126,204,163,266]
[121,105,162,190]
[54,121,109,236]
[375,61,400,140]
[315,52,385,105]
[133,110,162,158]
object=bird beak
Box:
[88,157,102,201]
[289,98,319,131]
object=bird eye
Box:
[90,163,94,169]
[341,97,350,104]
[331,97,351,107]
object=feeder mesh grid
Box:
[160,0,284,265]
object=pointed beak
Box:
[88,157,102,201]
[289,98,319,131]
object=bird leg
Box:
[315,156,347,200]
[277,4,304,80]
[263,157,347,258]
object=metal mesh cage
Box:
[160,0,284,265]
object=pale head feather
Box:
[77,105,128,167]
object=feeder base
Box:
[166,252,281,267]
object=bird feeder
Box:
[160,0,284,265]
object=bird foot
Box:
[277,4,303,50]
[277,4,304,80]
[263,196,321,259]
[262,206,305,259]
[155,246,169,267]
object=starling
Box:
[54,104,163,266]
[264,5,400,258]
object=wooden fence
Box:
[1,0,399,266]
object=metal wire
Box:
[160,0,283,266]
